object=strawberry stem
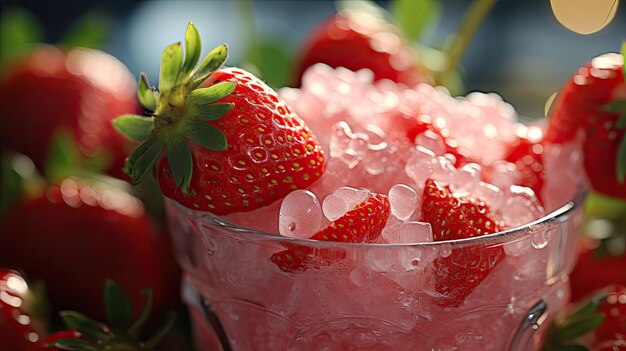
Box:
[436,0,497,86]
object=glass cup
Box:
[167,190,585,351]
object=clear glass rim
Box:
[169,188,587,249]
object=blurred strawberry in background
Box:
[294,3,433,87]
[0,46,140,180]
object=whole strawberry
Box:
[420,178,505,307]
[545,48,626,199]
[0,177,179,323]
[294,8,431,87]
[0,269,45,351]
[113,23,325,215]
[0,45,139,179]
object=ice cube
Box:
[279,190,323,238]
[382,221,432,244]
[414,130,446,156]
[475,181,504,208]
[499,185,545,228]
[404,146,435,187]
[450,163,481,197]
[388,184,419,220]
[322,193,349,221]
[334,186,370,209]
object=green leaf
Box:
[180,22,201,82]
[104,280,133,333]
[128,289,153,339]
[555,314,604,341]
[48,339,99,351]
[616,134,626,184]
[166,140,193,194]
[130,138,162,185]
[391,0,441,41]
[245,40,293,89]
[112,115,154,142]
[61,11,111,49]
[187,123,228,151]
[0,7,43,63]
[554,345,589,351]
[186,82,237,106]
[137,73,158,112]
[143,311,176,350]
[603,100,626,113]
[184,103,234,121]
[189,44,229,89]
[60,311,110,341]
[159,42,183,95]
[617,115,626,129]
[45,129,80,182]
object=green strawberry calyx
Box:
[602,42,626,184]
[113,22,236,194]
[46,280,175,351]
[543,290,607,351]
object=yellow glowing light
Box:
[544,91,558,118]
[550,0,619,35]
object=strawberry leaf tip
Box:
[112,115,154,142]
[104,280,133,333]
[166,138,193,193]
[137,73,157,112]
[48,339,99,351]
[48,281,174,351]
[127,138,162,184]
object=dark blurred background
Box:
[2,0,624,118]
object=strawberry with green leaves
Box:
[420,178,505,307]
[113,23,325,215]
[0,176,179,324]
[545,44,626,199]
[40,280,174,351]
[270,192,390,272]
[545,285,626,351]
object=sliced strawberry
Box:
[420,179,505,307]
[545,51,626,198]
[113,23,325,215]
[270,193,391,272]
[503,126,545,201]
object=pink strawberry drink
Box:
[168,65,586,350]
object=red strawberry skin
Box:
[0,46,140,178]
[546,53,626,198]
[406,116,472,167]
[570,247,626,303]
[37,330,81,350]
[295,14,431,87]
[503,127,545,200]
[595,285,626,343]
[420,179,505,306]
[0,179,180,323]
[157,68,325,215]
[0,270,41,351]
[270,193,390,272]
